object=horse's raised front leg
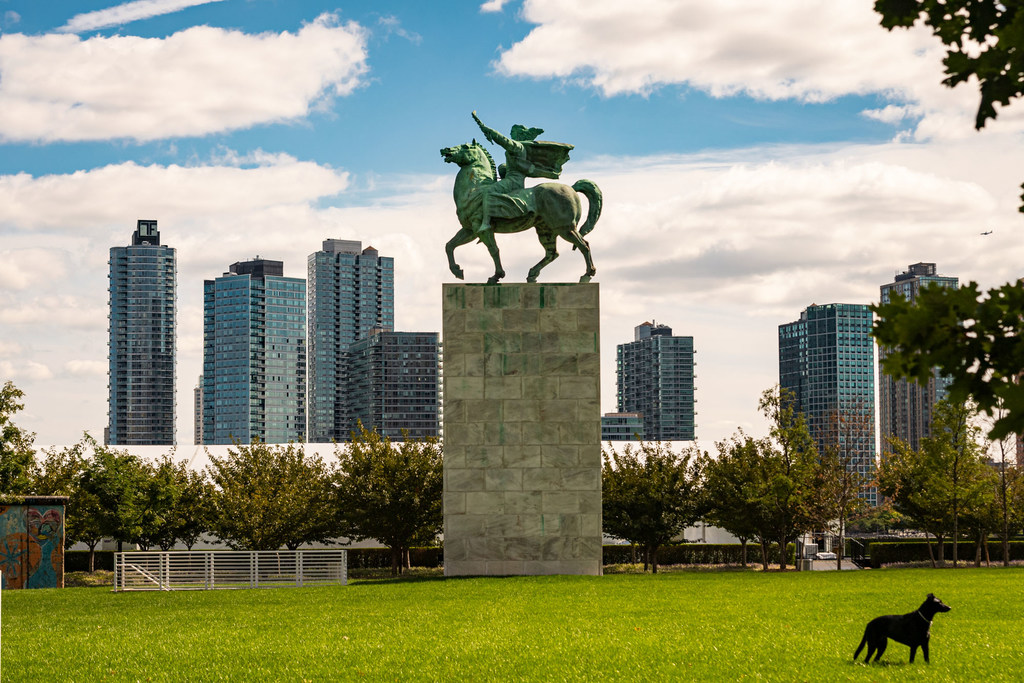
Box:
[528,233,558,283]
[564,230,595,283]
[478,230,505,284]
[446,227,475,280]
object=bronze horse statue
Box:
[440,140,602,283]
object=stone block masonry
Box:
[442,283,602,576]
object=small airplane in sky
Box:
[981,230,993,235]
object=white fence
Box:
[114,549,347,591]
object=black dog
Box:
[854,593,951,663]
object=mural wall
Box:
[0,497,66,589]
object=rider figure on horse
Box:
[471,111,574,234]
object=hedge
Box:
[868,540,1024,567]
[603,543,796,566]
[346,547,443,569]
[65,551,115,572]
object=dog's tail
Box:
[853,632,867,661]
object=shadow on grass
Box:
[852,660,905,668]
[348,567,446,585]
[603,563,759,575]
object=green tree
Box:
[925,399,994,567]
[848,504,906,535]
[36,440,107,570]
[984,408,1019,566]
[873,281,1024,441]
[1009,464,1024,536]
[877,399,993,566]
[756,387,821,570]
[170,462,214,551]
[602,441,705,574]
[877,437,952,566]
[78,439,150,551]
[0,380,37,494]
[702,434,766,568]
[333,425,443,575]
[208,441,334,551]
[815,408,872,570]
[136,455,183,552]
[875,0,1024,210]
[34,441,86,539]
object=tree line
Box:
[604,386,1024,573]
[4,379,1024,575]
[2,381,440,575]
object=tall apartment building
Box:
[107,219,176,445]
[344,331,440,439]
[202,258,306,444]
[878,263,959,453]
[601,412,644,442]
[308,240,395,442]
[193,376,203,445]
[779,303,877,505]
[616,322,696,441]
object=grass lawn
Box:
[3,567,1024,681]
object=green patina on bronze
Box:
[441,112,603,285]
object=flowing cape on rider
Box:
[472,112,574,232]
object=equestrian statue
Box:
[441,111,602,284]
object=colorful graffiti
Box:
[0,501,65,589]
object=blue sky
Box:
[2,0,1023,447]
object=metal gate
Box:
[114,549,347,591]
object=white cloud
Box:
[0,157,349,232]
[60,0,225,33]
[64,360,107,377]
[377,16,422,45]
[0,360,54,381]
[480,0,512,12]
[0,13,368,142]
[494,0,1016,140]
[0,296,108,330]
[861,105,924,125]
[0,340,23,356]
[0,248,64,289]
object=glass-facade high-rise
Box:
[616,322,696,441]
[308,239,395,442]
[344,331,440,439]
[601,412,644,441]
[107,219,176,445]
[878,263,959,453]
[202,258,306,444]
[779,303,877,505]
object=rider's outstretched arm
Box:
[472,111,521,154]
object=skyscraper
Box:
[878,263,959,453]
[779,303,877,505]
[107,219,176,445]
[193,376,203,445]
[344,331,440,439]
[202,258,306,444]
[616,322,696,441]
[307,239,395,442]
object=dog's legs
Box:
[854,635,867,661]
[921,641,929,663]
[873,640,888,662]
[865,642,876,662]
[909,645,917,663]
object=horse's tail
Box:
[572,179,602,237]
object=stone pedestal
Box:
[442,283,602,576]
